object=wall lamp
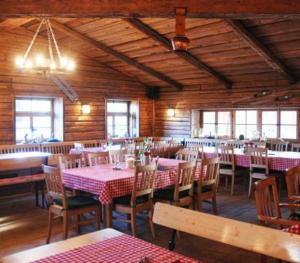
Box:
[167,107,175,117]
[82,104,91,114]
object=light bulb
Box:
[15,56,24,68]
[35,54,45,67]
[60,57,68,68]
[25,60,33,69]
[66,60,75,71]
[50,62,56,70]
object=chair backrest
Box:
[88,152,110,166]
[174,160,197,204]
[41,142,74,154]
[47,153,64,167]
[286,166,300,201]
[253,141,266,148]
[291,143,300,152]
[268,140,288,152]
[176,148,198,161]
[131,163,157,206]
[248,147,268,173]
[198,157,220,188]
[79,140,101,148]
[58,154,83,170]
[217,145,235,167]
[124,143,136,155]
[109,149,125,164]
[226,140,244,149]
[151,142,167,157]
[186,144,204,159]
[254,176,281,225]
[43,165,67,208]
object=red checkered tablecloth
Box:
[32,234,199,263]
[204,148,300,171]
[283,224,300,235]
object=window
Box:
[106,100,139,138]
[235,110,257,139]
[217,111,231,137]
[15,98,54,143]
[280,111,297,139]
[262,111,277,138]
[202,111,216,136]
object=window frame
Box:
[14,97,55,143]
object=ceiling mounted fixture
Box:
[15,18,75,75]
[171,7,189,51]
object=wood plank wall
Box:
[0,30,153,145]
[154,82,300,138]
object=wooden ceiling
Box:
[1,16,300,90]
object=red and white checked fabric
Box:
[283,224,300,235]
[204,150,300,171]
[33,234,199,263]
[0,173,45,187]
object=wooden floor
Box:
[0,178,288,263]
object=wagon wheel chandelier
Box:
[15,18,75,75]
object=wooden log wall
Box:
[154,82,300,138]
[0,30,153,145]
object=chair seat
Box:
[194,183,214,194]
[251,173,268,180]
[154,187,190,201]
[54,195,99,209]
[220,168,234,176]
[114,194,149,206]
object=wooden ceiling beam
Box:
[124,17,232,89]
[0,0,300,19]
[226,19,297,84]
[50,20,183,90]
[0,18,36,30]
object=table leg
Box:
[104,204,112,228]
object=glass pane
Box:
[281,111,297,125]
[33,116,51,128]
[246,111,257,125]
[262,111,277,125]
[203,112,215,124]
[218,111,230,124]
[246,125,258,139]
[218,124,230,136]
[115,116,127,126]
[16,99,51,112]
[107,102,128,113]
[107,116,113,137]
[203,124,216,136]
[16,128,31,142]
[235,124,245,139]
[280,125,297,139]
[235,111,246,125]
[262,125,277,138]
[16,116,30,129]
[34,128,51,139]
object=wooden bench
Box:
[153,202,300,262]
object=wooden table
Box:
[63,158,183,227]
[0,152,51,172]
[0,228,197,263]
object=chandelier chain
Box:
[46,19,55,64]
[47,19,62,61]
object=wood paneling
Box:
[0,30,153,145]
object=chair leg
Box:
[231,175,235,196]
[130,210,137,237]
[127,214,132,231]
[95,206,100,230]
[76,215,80,233]
[225,176,228,189]
[46,209,53,244]
[212,195,218,215]
[248,175,253,198]
[148,208,155,239]
[63,211,68,240]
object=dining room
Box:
[1,1,300,262]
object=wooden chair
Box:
[194,157,219,214]
[248,147,269,198]
[217,145,235,195]
[109,149,125,164]
[87,152,110,166]
[43,165,100,243]
[254,176,299,228]
[285,166,300,213]
[186,143,204,160]
[58,154,83,170]
[47,153,64,167]
[154,160,197,208]
[151,141,167,157]
[268,140,288,152]
[41,142,74,154]
[123,143,136,155]
[253,141,267,148]
[226,140,244,149]
[175,148,199,161]
[113,163,157,237]
[291,143,300,152]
